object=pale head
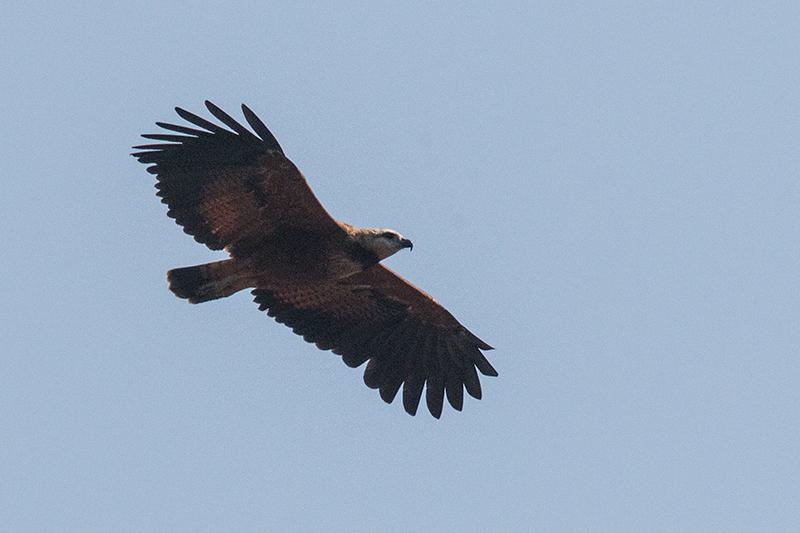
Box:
[355,228,413,261]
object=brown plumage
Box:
[132,101,496,418]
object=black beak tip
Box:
[404,239,413,251]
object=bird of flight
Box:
[132,101,496,418]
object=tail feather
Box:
[167,259,254,304]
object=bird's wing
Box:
[252,264,496,418]
[132,101,341,255]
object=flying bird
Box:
[132,101,496,418]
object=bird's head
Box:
[357,228,413,261]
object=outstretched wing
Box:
[252,264,496,418]
[132,101,341,255]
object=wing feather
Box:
[132,102,339,254]
[424,335,446,419]
[174,105,231,135]
[205,101,260,140]
[139,133,194,144]
[360,325,401,388]
[379,357,405,404]
[153,121,210,136]
[462,358,483,400]
[371,319,414,403]
[401,330,429,416]
[443,338,465,411]
[242,104,284,153]
[471,344,499,377]
[251,264,495,417]
[335,322,382,368]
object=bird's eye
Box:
[381,232,395,239]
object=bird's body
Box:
[133,101,496,417]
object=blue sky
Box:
[2,1,799,531]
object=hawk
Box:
[133,101,496,418]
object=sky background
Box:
[2,1,799,531]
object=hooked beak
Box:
[401,238,413,251]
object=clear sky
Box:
[2,1,799,531]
